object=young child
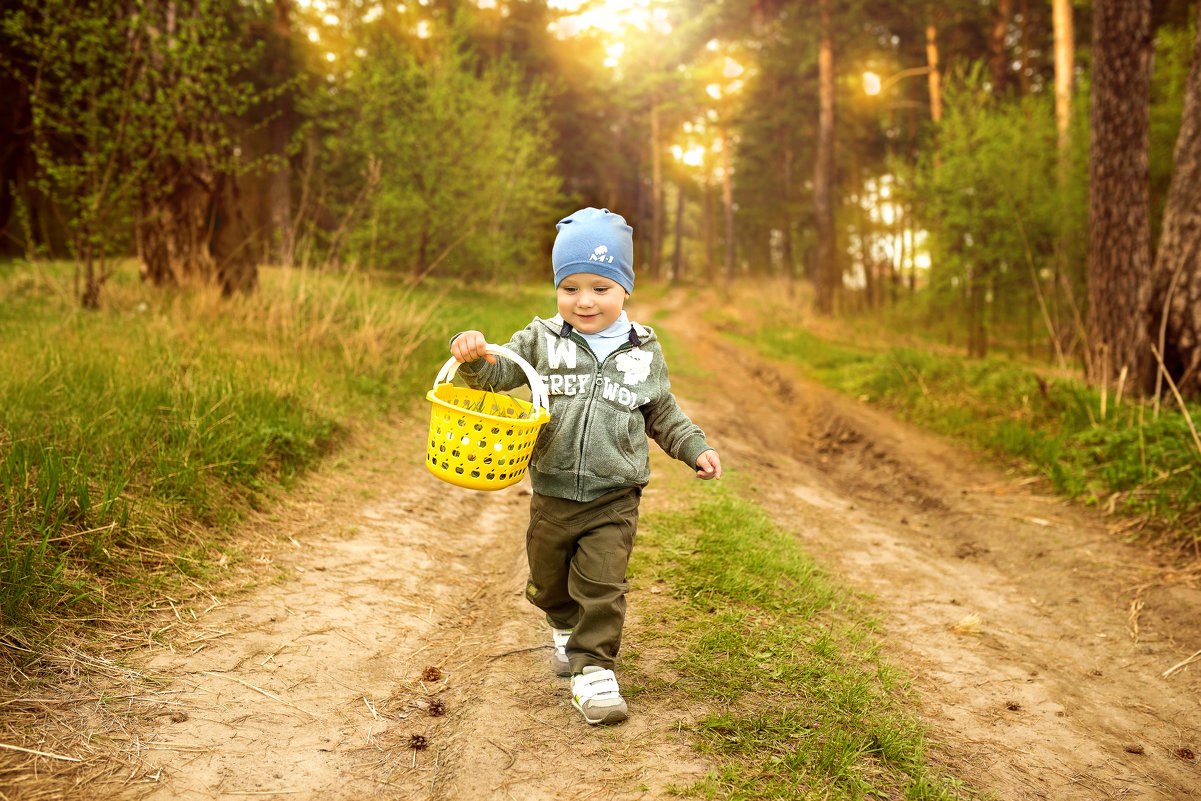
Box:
[450,207,721,725]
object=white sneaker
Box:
[551,628,572,677]
[570,666,628,725]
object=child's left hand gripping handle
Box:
[451,330,497,364]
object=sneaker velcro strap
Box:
[574,669,620,701]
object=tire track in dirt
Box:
[135,463,529,799]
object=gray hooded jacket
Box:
[455,315,712,502]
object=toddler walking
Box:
[450,207,721,725]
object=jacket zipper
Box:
[573,334,637,498]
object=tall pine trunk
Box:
[813,0,837,313]
[721,124,736,283]
[989,0,1014,94]
[1087,0,1153,392]
[1052,0,1075,353]
[649,96,664,280]
[672,180,685,282]
[1147,7,1201,398]
[925,19,942,124]
[269,0,295,267]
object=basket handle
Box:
[434,344,549,415]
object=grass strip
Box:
[739,323,1201,551]
[631,484,972,800]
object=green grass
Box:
[0,261,545,645]
[631,481,972,800]
[739,321,1201,551]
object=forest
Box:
[4,3,1201,798]
[2,0,1200,399]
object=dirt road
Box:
[118,297,1201,800]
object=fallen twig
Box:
[487,645,550,661]
[200,671,318,718]
[1163,648,1201,679]
[0,741,82,762]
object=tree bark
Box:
[138,165,218,288]
[703,179,715,283]
[1146,7,1201,398]
[0,73,31,254]
[649,96,664,280]
[813,0,837,313]
[1053,0,1074,151]
[925,20,942,124]
[1019,0,1031,95]
[269,0,295,267]
[672,180,685,282]
[720,125,736,283]
[1052,0,1075,351]
[1087,0,1153,390]
[989,0,1014,94]
[138,167,257,295]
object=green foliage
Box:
[911,65,1087,355]
[2,0,275,303]
[635,490,971,800]
[1150,18,1199,244]
[305,23,562,280]
[748,317,1201,546]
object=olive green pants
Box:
[524,486,641,674]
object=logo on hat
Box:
[589,245,614,264]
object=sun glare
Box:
[550,0,673,64]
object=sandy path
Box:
[115,297,1201,800]
[131,422,706,800]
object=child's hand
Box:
[696,449,722,481]
[451,330,496,364]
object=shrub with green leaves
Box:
[308,25,562,280]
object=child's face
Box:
[556,273,629,334]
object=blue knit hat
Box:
[551,208,635,294]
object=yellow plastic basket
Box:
[425,344,550,491]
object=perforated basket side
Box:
[425,384,547,490]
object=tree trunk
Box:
[925,20,942,124]
[1087,0,1153,390]
[721,125,736,284]
[649,96,663,280]
[672,180,685,282]
[138,165,220,288]
[1052,0,1075,352]
[781,144,795,295]
[1053,0,1074,153]
[269,0,295,267]
[703,179,715,283]
[0,73,31,254]
[138,166,256,295]
[212,173,259,294]
[989,0,1014,94]
[1146,7,1201,399]
[813,0,837,314]
[1019,0,1031,96]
